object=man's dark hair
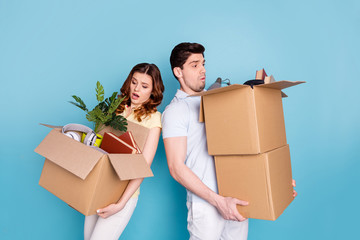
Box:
[170,42,205,72]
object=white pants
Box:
[187,201,249,240]
[84,197,138,240]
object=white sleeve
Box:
[161,101,189,139]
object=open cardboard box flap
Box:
[256,80,305,90]
[196,80,305,123]
[193,84,248,97]
[194,81,305,97]
[108,154,153,180]
[35,121,153,181]
[34,128,102,180]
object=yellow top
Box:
[120,110,162,198]
[125,110,162,129]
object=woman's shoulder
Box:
[151,111,162,118]
[144,110,162,129]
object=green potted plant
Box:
[69,81,128,134]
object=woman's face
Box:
[129,72,153,108]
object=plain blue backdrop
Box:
[1,0,359,239]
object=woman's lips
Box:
[132,93,139,100]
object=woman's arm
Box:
[96,126,161,218]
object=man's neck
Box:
[180,86,195,95]
[180,85,204,95]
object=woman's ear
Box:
[173,67,183,79]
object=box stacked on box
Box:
[195,80,304,220]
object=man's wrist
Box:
[207,191,222,207]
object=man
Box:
[161,42,249,240]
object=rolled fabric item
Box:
[243,79,264,88]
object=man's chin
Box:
[186,82,205,93]
[198,85,205,91]
[193,85,205,93]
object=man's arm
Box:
[164,136,248,221]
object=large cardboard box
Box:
[215,145,293,220]
[197,81,304,155]
[35,121,153,216]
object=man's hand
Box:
[214,196,248,222]
[292,179,297,198]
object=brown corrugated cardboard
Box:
[196,81,304,155]
[214,145,294,220]
[35,121,153,216]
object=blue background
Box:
[1,0,359,239]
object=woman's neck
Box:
[124,104,141,118]
[130,103,141,110]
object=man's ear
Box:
[173,67,183,79]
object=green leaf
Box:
[96,81,104,102]
[72,81,127,133]
[69,95,88,111]
[108,92,117,104]
[96,101,109,113]
[94,106,107,122]
[86,109,99,122]
[105,114,128,132]
[101,112,113,123]
[108,94,125,115]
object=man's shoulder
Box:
[162,94,192,138]
[162,90,202,120]
[163,95,190,116]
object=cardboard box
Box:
[35,121,153,216]
[197,81,304,155]
[215,145,293,220]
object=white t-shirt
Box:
[162,89,218,203]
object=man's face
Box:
[176,53,206,94]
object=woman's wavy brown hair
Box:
[116,63,164,122]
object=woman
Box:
[84,63,165,240]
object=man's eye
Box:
[193,65,197,68]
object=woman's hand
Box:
[96,202,125,219]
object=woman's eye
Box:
[142,85,148,89]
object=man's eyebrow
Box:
[188,59,205,65]
[188,60,199,64]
